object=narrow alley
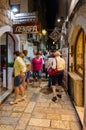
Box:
[0,80,82,130]
[0,0,86,129]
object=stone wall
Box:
[68,2,86,107]
[68,3,86,72]
[0,0,12,27]
[10,0,21,4]
[0,0,9,9]
[68,3,86,42]
[0,9,12,26]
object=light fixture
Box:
[12,7,18,13]
[42,29,47,35]
[57,18,61,22]
[53,41,55,44]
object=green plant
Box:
[8,62,14,67]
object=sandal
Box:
[18,95,26,102]
[10,100,18,105]
[39,85,43,88]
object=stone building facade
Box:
[0,0,20,94]
[68,1,86,127]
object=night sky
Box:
[34,0,60,49]
[33,0,59,33]
[43,0,58,49]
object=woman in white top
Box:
[47,50,58,102]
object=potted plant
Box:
[8,62,14,67]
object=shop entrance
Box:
[0,33,15,95]
[74,28,85,105]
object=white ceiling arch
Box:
[0,25,20,50]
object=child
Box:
[26,61,31,85]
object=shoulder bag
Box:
[47,58,58,76]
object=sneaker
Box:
[52,96,57,102]
[57,94,61,98]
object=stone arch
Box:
[69,25,85,70]
[0,25,20,50]
[70,25,82,46]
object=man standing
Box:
[55,51,65,98]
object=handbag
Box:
[47,59,58,76]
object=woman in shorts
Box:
[10,51,26,105]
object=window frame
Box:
[74,28,85,77]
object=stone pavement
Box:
[0,81,82,130]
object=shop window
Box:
[27,34,33,40]
[75,29,84,77]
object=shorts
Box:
[33,70,42,79]
[57,70,64,86]
[14,76,23,87]
[49,75,57,86]
[26,71,30,79]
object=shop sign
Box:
[49,30,61,42]
[13,22,41,34]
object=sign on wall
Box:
[13,22,41,34]
[49,30,61,42]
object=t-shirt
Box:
[14,57,26,76]
[32,57,42,71]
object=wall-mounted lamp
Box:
[10,5,19,13]
[12,7,18,13]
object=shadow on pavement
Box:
[40,87,52,95]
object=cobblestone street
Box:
[0,81,82,130]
